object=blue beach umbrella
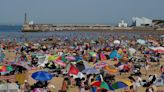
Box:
[32,71,53,81]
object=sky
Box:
[0,0,164,25]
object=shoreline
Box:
[22,29,164,34]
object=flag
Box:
[68,65,79,75]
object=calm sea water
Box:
[0,25,162,42]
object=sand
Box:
[3,49,164,92]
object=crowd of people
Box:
[0,34,164,92]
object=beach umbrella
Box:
[65,56,76,61]
[91,81,114,91]
[83,61,90,69]
[100,81,110,90]
[104,66,118,75]
[0,65,7,72]
[6,65,13,71]
[137,39,146,45]
[114,40,120,44]
[61,56,67,62]
[109,50,122,59]
[75,56,82,61]
[76,62,85,72]
[32,71,53,81]
[89,52,97,57]
[90,40,96,44]
[68,65,80,75]
[100,53,107,60]
[112,81,132,89]
[0,65,13,72]
[11,62,30,70]
[148,40,159,45]
[129,48,136,55]
[82,68,99,74]
[91,81,101,87]
[94,62,108,68]
[48,56,56,61]
[149,47,164,53]
[120,80,133,86]
[54,60,66,67]
[53,54,60,60]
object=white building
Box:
[118,20,128,27]
[29,21,34,25]
[132,17,153,27]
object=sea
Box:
[0,25,162,42]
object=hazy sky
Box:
[0,0,164,25]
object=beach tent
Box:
[109,50,122,59]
